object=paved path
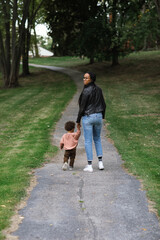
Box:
[12,65,160,240]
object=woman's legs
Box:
[92,114,104,170]
[93,115,103,158]
[82,113,103,171]
[82,116,93,161]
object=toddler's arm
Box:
[60,135,64,149]
[74,128,81,140]
[60,143,64,149]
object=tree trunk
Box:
[33,26,39,57]
[9,60,20,87]
[0,0,11,87]
[22,28,30,76]
[9,0,19,87]
[111,0,119,66]
[5,0,11,83]
[142,37,147,51]
[90,57,94,64]
[9,0,31,87]
[0,31,8,87]
[111,47,119,66]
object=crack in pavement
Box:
[78,177,98,240]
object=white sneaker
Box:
[69,167,73,171]
[98,161,104,170]
[62,162,68,171]
[83,165,93,172]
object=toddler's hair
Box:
[65,121,75,131]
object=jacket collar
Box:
[84,82,95,88]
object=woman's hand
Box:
[77,123,81,130]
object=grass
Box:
[29,56,89,67]
[0,68,76,239]
[0,51,159,238]
[75,50,160,217]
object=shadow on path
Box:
[10,65,160,240]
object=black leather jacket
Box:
[76,82,106,123]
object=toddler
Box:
[60,121,81,170]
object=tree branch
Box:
[154,0,160,19]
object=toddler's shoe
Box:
[98,161,104,170]
[62,162,68,171]
[69,166,73,171]
[83,165,93,172]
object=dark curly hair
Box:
[65,121,75,131]
[86,72,96,82]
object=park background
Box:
[0,1,160,239]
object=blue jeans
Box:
[82,113,103,161]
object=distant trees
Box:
[154,0,160,19]
[22,0,44,76]
[43,0,99,57]
[0,0,44,88]
[0,0,160,87]
[0,0,31,87]
[44,0,160,66]
[131,1,160,51]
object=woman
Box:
[76,72,106,172]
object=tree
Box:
[107,0,147,65]
[76,1,147,65]
[43,0,99,56]
[131,1,160,51]
[0,0,31,87]
[154,0,160,19]
[21,0,44,76]
[76,13,110,64]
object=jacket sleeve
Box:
[101,92,106,119]
[76,90,89,123]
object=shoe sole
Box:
[62,164,68,171]
[83,169,93,172]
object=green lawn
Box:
[0,68,76,239]
[75,50,160,217]
[29,56,89,67]
[0,51,160,239]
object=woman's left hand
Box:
[77,123,81,129]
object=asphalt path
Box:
[11,65,160,240]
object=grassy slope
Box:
[0,68,76,239]
[29,56,89,67]
[75,50,160,217]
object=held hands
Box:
[77,123,81,130]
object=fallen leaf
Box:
[142,228,147,231]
